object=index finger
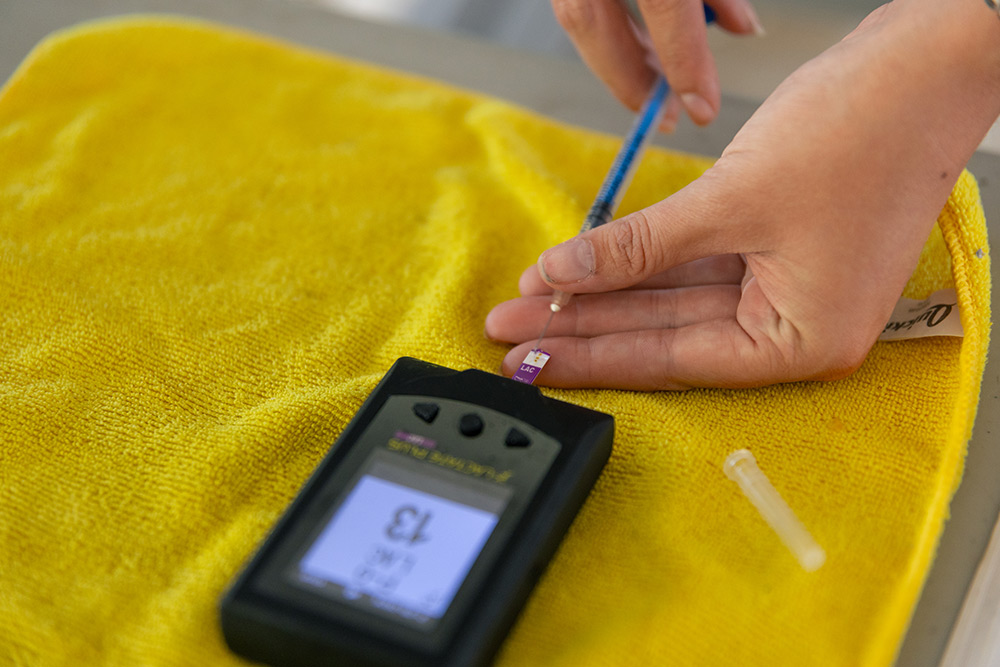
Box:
[635,0,765,124]
[551,0,663,112]
[501,320,779,390]
[637,0,720,124]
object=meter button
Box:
[504,428,531,448]
[413,402,439,423]
[459,413,484,437]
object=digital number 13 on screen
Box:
[297,474,502,620]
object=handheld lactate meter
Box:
[220,357,614,667]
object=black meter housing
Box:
[220,357,614,667]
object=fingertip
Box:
[658,109,679,134]
[483,299,521,342]
[613,69,663,115]
[680,91,719,126]
[658,93,682,134]
[712,0,766,36]
[483,308,501,341]
[500,345,526,377]
[538,237,595,286]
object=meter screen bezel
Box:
[247,395,561,654]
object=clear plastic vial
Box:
[724,449,826,572]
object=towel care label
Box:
[880,289,963,341]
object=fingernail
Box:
[745,5,766,36]
[501,350,519,376]
[538,238,594,284]
[658,115,677,134]
[680,92,714,123]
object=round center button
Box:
[459,413,484,437]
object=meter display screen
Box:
[290,450,513,628]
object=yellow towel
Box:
[0,16,990,667]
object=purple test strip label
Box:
[511,349,551,385]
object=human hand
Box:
[551,0,764,129]
[487,0,1000,390]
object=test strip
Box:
[724,449,826,572]
[511,349,550,385]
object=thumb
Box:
[537,188,724,294]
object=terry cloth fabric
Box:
[0,16,991,667]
